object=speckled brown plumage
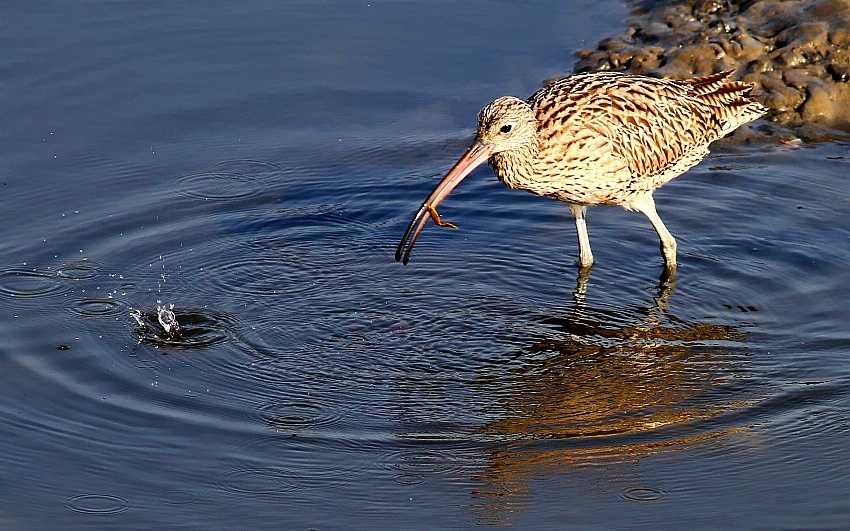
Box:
[397,70,767,270]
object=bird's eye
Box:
[500,124,513,134]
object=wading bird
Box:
[396,70,766,271]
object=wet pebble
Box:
[761,74,805,115]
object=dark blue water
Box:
[2,2,850,528]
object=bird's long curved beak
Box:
[396,139,492,265]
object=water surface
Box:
[2,2,850,529]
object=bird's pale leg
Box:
[568,204,594,268]
[633,196,677,269]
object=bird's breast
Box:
[491,136,642,207]
[489,150,544,193]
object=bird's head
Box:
[476,96,539,155]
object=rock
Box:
[808,0,850,19]
[761,75,805,113]
[802,80,835,122]
[734,32,767,62]
[774,21,830,66]
[694,0,730,16]
[830,27,850,46]
[654,42,726,77]
[783,69,818,91]
[827,62,850,82]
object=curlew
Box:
[396,70,766,271]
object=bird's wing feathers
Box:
[531,74,718,186]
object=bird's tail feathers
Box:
[687,70,768,136]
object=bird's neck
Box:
[489,144,540,191]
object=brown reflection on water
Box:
[471,279,754,520]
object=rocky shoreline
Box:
[569,0,850,136]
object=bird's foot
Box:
[427,205,458,229]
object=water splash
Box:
[131,301,182,343]
[130,304,236,349]
[157,303,179,335]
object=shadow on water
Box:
[465,273,758,522]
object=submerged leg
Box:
[573,262,592,306]
[568,203,594,267]
[632,196,677,269]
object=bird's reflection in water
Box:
[470,271,755,522]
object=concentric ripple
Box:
[214,458,360,496]
[175,159,282,201]
[56,259,101,280]
[0,267,63,298]
[620,486,669,502]
[219,435,365,492]
[258,398,344,431]
[155,489,209,506]
[379,448,470,477]
[214,467,299,495]
[64,493,131,515]
[203,256,297,297]
[72,297,126,317]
